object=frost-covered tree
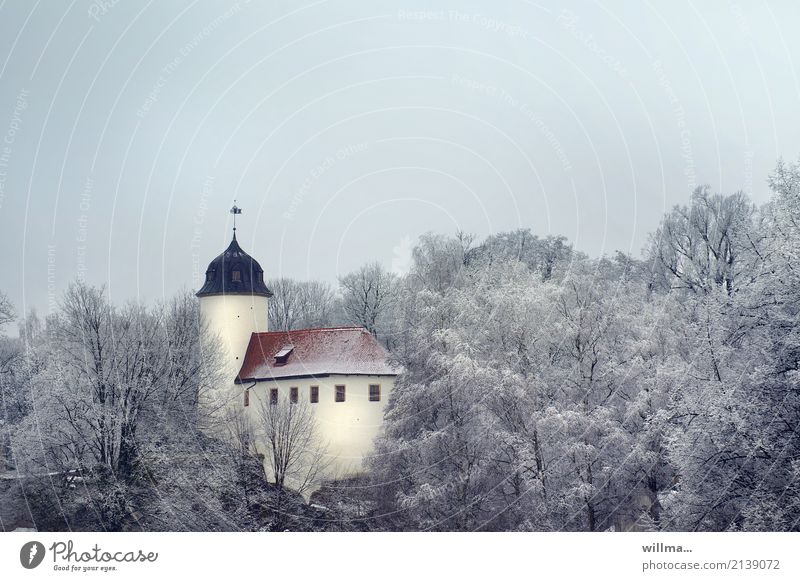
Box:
[0,291,14,330]
[651,174,800,531]
[0,291,21,473]
[648,186,757,296]
[7,164,800,532]
[12,284,223,480]
[370,238,668,531]
[482,230,574,281]
[405,231,478,294]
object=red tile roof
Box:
[236,327,399,382]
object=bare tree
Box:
[268,278,301,331]
[268,278,336,331]
[296,280,336,328]
[254,393,329,495]
[215,406,263,517]
[339,262,397,337]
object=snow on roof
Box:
[236,327,399,382]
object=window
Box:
[270,388,278,405]
[244,389,249,407]
[335,384,345,403]
[231,269,242,282]
[310,385,319,404]
[206,269,215,282]
[369,384,381,402]
[290,387,298,404]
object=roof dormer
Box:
[273,345,294,366]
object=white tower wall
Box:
[199,293,268,380]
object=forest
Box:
[1,158,799,532]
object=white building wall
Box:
[199,294,268,380]
[198,291,393,493]
[245,374,395,482]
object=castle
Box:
[195,213,397,489]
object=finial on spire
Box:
[230,201,242,240]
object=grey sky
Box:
[1,0,799,320]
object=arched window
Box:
[206,269,215,282]
[231,270,241,282]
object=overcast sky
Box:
[1,0,799,320]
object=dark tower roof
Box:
[196,235,273,298]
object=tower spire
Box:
[230,201,242,240]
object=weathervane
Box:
[230,201,242,238]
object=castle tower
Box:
[196,205,272,381]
